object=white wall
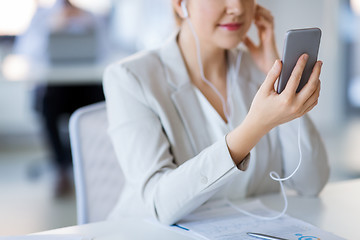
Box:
[0,0,345,135]
[0,79,40,135]
[257,0,344,132]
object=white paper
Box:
[0,235,92,240]
[172,200,345,240]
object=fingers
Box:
[254,5,274,30]
[298,61,323,99]
[302,92,319,115]
[243,36,257,52]
[284,60,322,118]
[255,5,274,23]
[255,12,273,28]
[254,16,273,35]
[301,79,321,115]
[262,60,282,92]
[283,54,309,95]
[296,61,322,115]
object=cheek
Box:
[191,9,220,39]
[191,2,222,27]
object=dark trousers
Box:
[35,84,105,170]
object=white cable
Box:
[226,117,303,220]
[271,118,302,182]
[227,49,243,129]
[186,18,242,123]
[225,171,288,220]
[185,15,303,220]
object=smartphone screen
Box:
[277,28,321,94]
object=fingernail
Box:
[275,59,281,68]
[319,61,323,67]
[303,54,309,60]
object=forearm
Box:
[151,139,240,224]
[226,114,270,165]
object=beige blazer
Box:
[103,33,329,225]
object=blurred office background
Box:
[0,0,360,236]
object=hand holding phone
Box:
[277,28,321,94]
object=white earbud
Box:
[181,1,189,18]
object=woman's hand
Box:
[247,54,322,133]
[244,5,279,74]
[226,54,322,165]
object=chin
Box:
[217,38,243,50]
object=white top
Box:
[192,86,252,200]
[193,86,231,140]
[192,50,272,200]
[103,33,330,225]
[191,56,256,200]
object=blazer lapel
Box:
[171,85,211,155]
[159,32,211,155]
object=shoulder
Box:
[104,49,164,83]
[104,49,165,87]
[103,48,167,104]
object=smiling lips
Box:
[219,23,242,31]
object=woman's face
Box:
[184,0,256,49]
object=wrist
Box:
[226,114,271,165]
[244,111,273,136]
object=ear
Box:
[172,0,187,19]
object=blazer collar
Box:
[159,31,212,155]
[159,31,190,89]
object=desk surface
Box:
[39,179,360,240]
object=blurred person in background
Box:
[13,0,108,197]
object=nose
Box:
[226,0,242,15]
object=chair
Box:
[69,101,124,224]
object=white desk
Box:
[39,179,360,240]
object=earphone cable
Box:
[185,13,303,220]
[226,117,303,220]
[186,18,243,123]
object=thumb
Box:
[262,59,282,92]
[244,36,257,53]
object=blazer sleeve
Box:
[103,63,242,225]
[278,115,330,196]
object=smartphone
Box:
[277,28,321,94]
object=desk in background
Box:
[41,64,105,85]
[0,52,129,85]
[37,179,360,240]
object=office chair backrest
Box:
[69,101,124,224]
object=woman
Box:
[103,0,329,225]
